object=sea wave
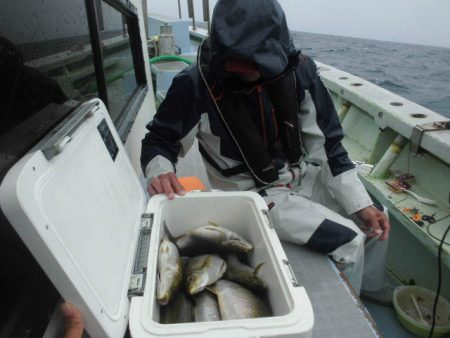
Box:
[376,80,409,91]
[291,31,450,118]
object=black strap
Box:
[267,70,303,164]
[258,189,268,197]
[198,143,248,177]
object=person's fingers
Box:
[366,217,382,238]
[159,174,176,199]
[369,208,390,240]
[149,176,163,194]
[61,303,84,338]
[360,207,383,238]
[378,213,391,240]
[148,184,157,195]
[168,174,186,196]
[148,173,185,199]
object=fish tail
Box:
[254,262,265,276]
[205,286,217,294]
[207,221,220,227]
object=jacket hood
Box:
[209,0,296,79]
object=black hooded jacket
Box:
[209,0,295,79]
[141,0,372,214]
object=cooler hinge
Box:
[128,213,154,297]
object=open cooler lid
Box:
[0,99,147,338]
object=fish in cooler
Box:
[160,291,193,324]
[156,235,182,305]
[175,222,253,256]
[185,254,227,295]
[158,221,271,324]
[225,253,266,292]
[193,291,221,322]
[208,280,270,320]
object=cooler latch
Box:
[283,259,300,287]
[262,209,274,229]
[128,213,154,297]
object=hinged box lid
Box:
[0,99,147,338]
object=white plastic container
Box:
[0,99,313,338]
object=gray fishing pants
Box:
[261,177,388,295]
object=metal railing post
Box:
[370,134,408,178]
[187,0,196,30]
[202,0,210,33]
[337,99,351,123]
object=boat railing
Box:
[184,0,211,33]
[317,62,450,167]
[316,62,449,298]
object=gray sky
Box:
[147,0,450,48]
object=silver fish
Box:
[208,280,270,320]
[193,291,221,322]
[175,222,253,256]
[160,292,193,324]
[157,236,182,305]
[185,254,227,295]
[225,254,266,292]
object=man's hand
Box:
[61,302,83,338]
[356,206,390,241]
[148,172,186,200]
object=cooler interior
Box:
[145,193,295,326]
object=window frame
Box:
[85,0,148,142]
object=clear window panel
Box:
[0,0,98,135]
[99,1,138,123]
[0,0,98,175]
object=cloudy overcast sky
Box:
[147,0,450,48]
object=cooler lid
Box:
[0,99,147,338]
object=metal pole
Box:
[370,134,408,178]
[122,15,127,37]
[142,0,148,39]
[178,0,182,19]
[337,100,351,123]
[187,0,196,30]
[202,0,210,33]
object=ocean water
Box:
[291,31,450,118]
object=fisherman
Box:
[141,0,392,304]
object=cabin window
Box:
[0,0,99,127]
[87,0,147,139]
[0,0,147,178]
[97,0,141,123]
[0,0,99,178]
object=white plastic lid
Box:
[0,99,146,338]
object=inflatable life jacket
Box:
[198,46,303,187]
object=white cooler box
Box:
[0,99,314,338]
